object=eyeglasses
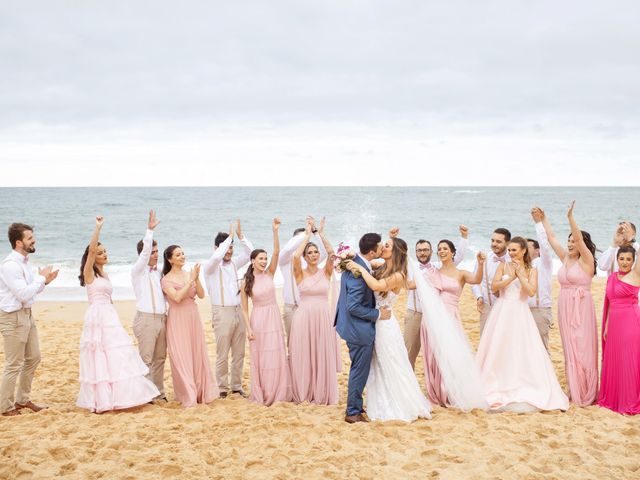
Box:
[416,248,430,253]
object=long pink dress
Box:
[162,278,218,407]
[476,274,569,412]
[557,260,598,406]
[420,269,466,406]
[77,276,159,413]
[597,273,640,414]
[289,270,339,405]
[249,273,292,406]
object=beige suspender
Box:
[485,262,492,307]
[219,262,239,307]
[148,272,157,315]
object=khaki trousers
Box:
[0,309,41,413]
[403,309,423,369]
[283,303,298,346]
[479,304,493,337]
[133,311,167,396]
[211,305,245,392]
[530,307,553,353]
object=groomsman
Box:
[528,208,553,352]
[279,216,327,345]
[0,223,58,416]
[203,220,253,398]
[599,221,639,275]
[131,210,167,400]
[472,227,511,336]
[404,225,468,369]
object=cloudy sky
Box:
[1,1,638,185]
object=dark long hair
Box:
[568,231,597,276]
[374,237,408,298]
[162,245,181,276]
[617,244,637,262]
[437,239,457,261]
[509,237,532,270]
[79,242,103,286]
[242,249,266,297]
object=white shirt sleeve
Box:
[453,236,468,266]
[279,233,305,266]
[203,235,233,275]
[233,236,255,269]
[2,261,45,304]
[131,229,153,279]
[535,222,553,270]
[598,246,617,273]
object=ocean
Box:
[0,187,637,300]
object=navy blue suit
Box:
[335,255,379,416]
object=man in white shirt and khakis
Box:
[0,223,58,416]
[528,208,553,352]
[131,210,167,400]
[204,220,253,398]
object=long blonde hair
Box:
[374,237,408,297]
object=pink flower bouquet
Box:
[333,242,361,278]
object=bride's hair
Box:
[374,237,408,297]
[509,237,532,270]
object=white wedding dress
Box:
[366,291,432,421]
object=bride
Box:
[347,228,487,421]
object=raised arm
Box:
[203,223,234,275]
[317,217,335,278]
[83,216,104,285]
[462,251,485,285]
[454,225,469,266]
[345,261,404,293]
[532,210,553,270]
[539,208,567,261]
[567,201,595,276]
[132,210,159,277]
[233,219,254,268]
[267,218,281,276]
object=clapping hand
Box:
[236,219,243,239]
[318,216,326,235]
[190,264,201,283]
[39,265,59,285]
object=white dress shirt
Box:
[279,232,328,306]
[203,235,254,307]
[599,242,640,275]
[528,222,553,309]
[471,250,510,306]
[406,236,468,313]
[131,229,166,315]
[0,250,46,313]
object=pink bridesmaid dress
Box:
[557,260,598,406]
[162,278,218,407]
[476,274,569,412]
[288,270,339,405]
[249,273,292,406]
[77,276,159,413]
[597,273,640,414]
[420,268,467,406]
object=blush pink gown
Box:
[476,275,569,412]
[77,276,159,413]
[420,269,467,406]
[248,273,292,406]
[288,270,339,405]
[557,261,598,406]
[162,278,218,407]
[597,273,640,414]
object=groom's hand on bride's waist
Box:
[378,306,391,320]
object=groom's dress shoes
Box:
[344,413,368,424]
[360,412,370,422]
[1,408,21,417]
[15,401,46,412]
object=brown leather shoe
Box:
[1,408,21,417]
[15,401,46,413]
[360,412,371,422]
[345,413,368,424]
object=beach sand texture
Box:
[2,278,640,479]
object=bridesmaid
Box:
[161,246,218,407]
[241,218,292,406]
[289,217,338,405]
[420,240,485,406]
[541,201,598,406]
[598,245,640,414]
[77,216,159,413]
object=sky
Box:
[1,1,639,185]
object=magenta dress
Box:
[162,278,218,407]
[420,269,466,406]
[77,276,159,413]
[289,270,339,405]
[597,273,640,414]
[557,260,598,406]
[476,275,569,412]
[249,273,292,406]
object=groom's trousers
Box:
[346,341,374,416]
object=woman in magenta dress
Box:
[476,237,568,412]
[289,218,338,405]
[598,245,640,414]
[541,201,598,406]
[241,218,291,406]
[161,245,218,407]
[77,216,159,413]
[420,240,485,406]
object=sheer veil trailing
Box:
[408,258,488,411]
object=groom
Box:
[335,233,390,423]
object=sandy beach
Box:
[2,277,640,479]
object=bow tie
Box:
[492,255,505,263]
[149,266,157,272]
[419,262,430,270]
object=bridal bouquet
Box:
[333,242,361,278]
